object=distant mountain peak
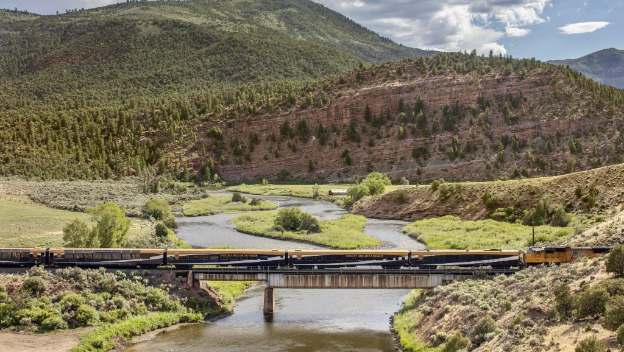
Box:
[550,48,624,89]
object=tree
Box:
[63,219,96,248]
[607,246,624,277]
[142,198,172,221]
[347,184,370,203]
[90,203,130,248]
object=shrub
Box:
[63,219,95,248]
[312,184,320,199]
[576,287,608,319]
[575,336,606,352]
[399,177,410,185]
[472,315,496,345]
[362,172,391,195]
[155,222,168,240]
[60,292,86,313]
[550,206,571,227]
[442,332,470,352]
[299,213,321,233]
[231,192,247,203]
[607,246,624,277]
[274,208,320,233]
[604,295,624,330]
[0,302,16,328]
[142,198,172,221]
[431,179,444,192]
[554,284,574,320]
[347,184,370,204]
[40,312,67,331]
[75,304,99,326]
[617,325,624,346]
[250,198,261,206]
[22,276,46,296]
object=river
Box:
[129,194,423,352]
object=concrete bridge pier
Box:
[263,287,275,322]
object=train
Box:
[0,246,611,270]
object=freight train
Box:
[0,247,611,270]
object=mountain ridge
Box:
[550,48,624,89]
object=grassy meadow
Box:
[182,195,277,216]
[0,195,155,248]
[403,215,574,250]
[233,211,381,249]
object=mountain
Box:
[0,0,428,103]
[550,48,624,89]
[2,49,624,181]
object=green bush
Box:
[550,206,571,227]
[231,192,247,203]
[142,198,172,221]
[472,315,496,345]
[604,295,624,330]
[362,172,391,195]
[347,184,370,204]
[155,222,169,239]
[63,219,95,248]
[40,312,68,331]
[607,246,624,277]
[576,287,608,319]
[431,179,444,192]
[0,302,16,328]
[60,292,86,313]
[575,336,606,352]
[442,332,470,352]
[554,284,574,320]
[22,276,46,296]
[274,208,320,233]
[617,325,624,346]
[250,198,261,206]
[75,304,99,326]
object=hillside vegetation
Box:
[355,163,624,221]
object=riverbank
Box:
[182,194,277,216]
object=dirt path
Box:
[0,328,90,352]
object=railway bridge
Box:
[187,267,515,320]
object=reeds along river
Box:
[129,194,423,352]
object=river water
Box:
[129,194,423,352]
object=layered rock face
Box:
[191,66,623,183]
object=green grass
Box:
[393,291,439,352]
[72,312,201,352]
[403,215,574,250]
[227,184,406,201]
[232,211,381,249]
[205,281,252,312]
[182,195,277,216]
[0,195,155,247]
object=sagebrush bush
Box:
[347,184,369,204]
[575,287,608,319]
[472,315,496,345]
[554,284,574,320]
[22,276,46,296]
[362,172,391,195]
[604,295,624,330]
[142,198,171,221]
[442,332,470,352]
[617,325,624,346]
[75,304,99,326]
[607,246,624,277]
[575,336,606,352]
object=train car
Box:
[524,247,573,265]
[166,249,286,268]
[572,247,610,259]
[411,249,524,269]
[287,250,410,268]
[0,248,45,267]
[48,248,166,268]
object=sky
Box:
[1,0,621,60]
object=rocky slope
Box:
[193,54,624,183]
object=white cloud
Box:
[506,26,530,37]
[558,21,610,35]
[315,0,552,54]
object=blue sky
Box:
[1,0,620,60]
